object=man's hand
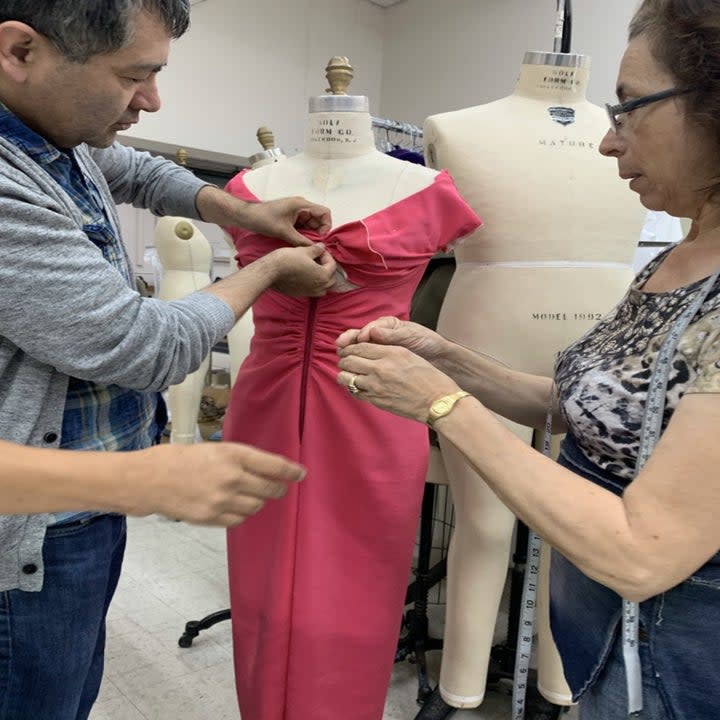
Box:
[241,197,333,247]
[123,442,306,528]
[266,244,338,297]
[196,186,332,247]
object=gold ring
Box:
[347,374,360,395]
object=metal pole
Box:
[553,0,573,54]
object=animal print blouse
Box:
[554,248,720,481]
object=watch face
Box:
[436,400,451,413]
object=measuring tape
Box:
[511,269,719,720]
[512,528,543,720]
[511,399,553,720]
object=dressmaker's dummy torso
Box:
[155,217,213,444]
[243,108,436,227]
[423,52,644,709]
[222,58,480,720]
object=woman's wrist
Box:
[432,334,458,373]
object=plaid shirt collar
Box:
[0,101,65,166]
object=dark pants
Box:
[0,514,126,720]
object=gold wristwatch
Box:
[426,390,471,428]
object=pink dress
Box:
[223,168,481,720]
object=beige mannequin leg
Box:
[165,358,211,443]
[435,266,633,708]
[437,418,528,707]
[535,434,573,705]
[537,542,573,705]
[226,313,255,387]
[155,217,213,444]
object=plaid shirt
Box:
[0,107,163,521]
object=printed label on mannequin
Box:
[310,120,359,144]
[538,138,597,150]
[540,69,582,91]
[531,312,604,321]
[548,107,576,126]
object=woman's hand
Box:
[337,341,459,423]
[336,316,447,364]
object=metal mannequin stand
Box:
[178,608,230,648]
[395,466,449,703]
[410,520,568,720]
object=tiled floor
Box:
[90,515,577,720]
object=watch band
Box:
[426,390,471,428]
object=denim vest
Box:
[550,433,720,719]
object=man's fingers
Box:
[305,242,326,258]
[282,228,314,247]
[225,443,306,484]
[293,204,332,235]
[316,249,336,269]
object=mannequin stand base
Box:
[395,606,444,704]
[412,688,457,720]
[412,670,569,720]
[177,609,231,648]
[395,481,446,704]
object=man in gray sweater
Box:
[0,1,338,717]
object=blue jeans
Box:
[553,434,720,719]
[579,631,674,720]
[0,514,126,720]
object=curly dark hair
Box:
[0,1,190,63]
[630,0,720,193]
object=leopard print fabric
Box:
[554,247,720,481]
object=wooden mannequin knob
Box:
[256,127,276,150]
[175,148,189,166]
[174,220,195,240]
[325,56,353,95]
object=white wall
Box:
[379,0,639,125]
[122,0,386,157]
[122,0,639,157]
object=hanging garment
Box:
[223,168,481,720]
[386,146,425,165]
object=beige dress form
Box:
[423,51,644,708]
[155,216,213,444]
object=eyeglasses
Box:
[605,88,692,132]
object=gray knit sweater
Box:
[0,139,236,591]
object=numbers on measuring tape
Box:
[512,530,543,720]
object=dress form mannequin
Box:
[242,60,436,225]
[222,58,480,720]
[155,216,213,443]
[222,128,286,385]
[422,51,644,712]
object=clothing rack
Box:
[371,115,423,139]
[372,116,423,153]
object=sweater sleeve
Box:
[0,179,235,391]
[87,142,208,219]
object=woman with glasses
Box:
[336,1,720,718]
